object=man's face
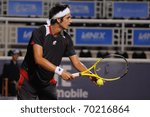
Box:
[60,13,72,29]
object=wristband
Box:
[55,66,64,75]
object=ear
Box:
[56,18,61,23]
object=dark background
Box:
[0,58,150,100]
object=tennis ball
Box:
[96,79,104,86]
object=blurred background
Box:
[0,0,150,100]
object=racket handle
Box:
[72,73,80,77]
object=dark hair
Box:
[49,3,69,24]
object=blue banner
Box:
[64,1,95,17]
[133,29,150,46]
[17,27,35,43]
[8,1,42,16]
[113,2,148,18]
[75,28,112,45]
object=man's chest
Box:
[42,36,68,55]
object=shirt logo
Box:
[62,36,65,39]
[52,41,57,45]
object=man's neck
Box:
[50,24,62,36]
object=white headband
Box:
[46,7,70,26]
[52,7,70,19]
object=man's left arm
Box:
[69,55,88,72]
[69,55,98,84]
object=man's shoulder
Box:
[36,25,46,32]
[33,25,46,37]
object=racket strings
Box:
[95,57,128,79]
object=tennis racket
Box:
[72,54,128,85]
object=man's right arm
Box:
[33,44,73,80]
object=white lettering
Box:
[23,31,32,39]
[57,89,88,99]
[81,32,105,40]
[138,33,150,40]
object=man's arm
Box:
[69,55,98,84]
[33,44,73,80]
[69,55,88,72]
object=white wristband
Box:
[55,66,64,75]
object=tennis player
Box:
[17,4,90,100]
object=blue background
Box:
[133,29,150,46]
[64,1,95,17]
[8,1,42,16]
[113,2,148,18]
[17,27,35,43]
[76,28,112,45]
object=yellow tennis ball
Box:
[96,79,104,86]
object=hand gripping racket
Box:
[72,54,128,86]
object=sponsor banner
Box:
[17,27,35,43]
[1,59,150,100]
[133,29,150,46]
[75,28,112,45]
[64,1,95,17]
[113,2,148,18]
[8,0,42,16]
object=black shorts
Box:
[17,69,57,100]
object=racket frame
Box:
[78,54,128,81]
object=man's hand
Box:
[60,70,74,81]
[89,77,105,86]
[89,77,97,85]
